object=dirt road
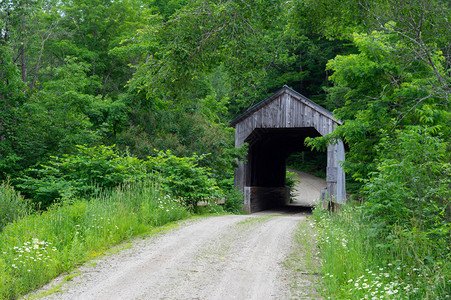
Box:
[34,211,321,300]
[287,168,326,207]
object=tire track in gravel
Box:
[34,213,309,300]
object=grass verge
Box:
[284,216,323,299]
[0,182,30,231]
[0,182,190,299]
[313,204,450,299]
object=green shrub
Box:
[363,126,450,257]
[195,202,225,215]
[147,150,223,211]
[0,182,30,231]
[17,145,148,209]
[286,171,299,203]
[223,188,245,213]
[17,146,227,213]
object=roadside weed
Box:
[0,182,190,299]
[314,205,450,299]
[0,181,30,231]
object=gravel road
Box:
[34,212,317,300]
[32,171,324,300]
[287,169,326,207]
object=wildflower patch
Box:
[9,238,59,290]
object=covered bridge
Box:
[231,85,346,213]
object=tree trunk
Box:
[30,41,45,89]
[20,2,27,84]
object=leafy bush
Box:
[223,188,245,213]
[363,126,450,258]
[147,150,223,211]
[286,171,299,203]
[117,112,248,193]
[0,182,30,231]
[17,145,227,212]
[17,145,148,209]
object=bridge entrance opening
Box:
[243,127,324,212]
[245,127,321,187]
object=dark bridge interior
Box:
[245,127,321,188]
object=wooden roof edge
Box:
[282,86,341,124]
[230,86,287,127]
[230,85,341,127]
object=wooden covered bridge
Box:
[231,85,346,213]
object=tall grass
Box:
[0,182,30,231]
[0,182,190,299]
[313,204,450,299]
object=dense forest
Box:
[0,0,450,298]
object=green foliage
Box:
[314,204,450,299]
[47,0,150,98]
[304,4,451,297]
[363,126,450,257]
[285,171,299,203]
[195,202,225,215]
[141,194,190,227]
[260,3,356,110]
[223,188,245,214]
[0,44,26,180]
[118,105,247,191]
[0,45,24,101]
[16,59,101,168]
[295,0,451,49]
[0,182,189,299]
[307,28,450,189]
[286,151,327,179]
[18,145,147,208]
[147,150,223,211]
[125,0,284,113]
[16,144,231,212]
[292,0,368,38]
[0,182,30,231]
[0,57,130,182]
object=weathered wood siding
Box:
[232,86,346,212]
[235,92,337,148]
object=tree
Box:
[126,0,284,111]
[303,0,450,189]
[0,43,25,179]
[48,0,152,99]
[307,30,450,186]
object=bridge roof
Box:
[230,85,340,127]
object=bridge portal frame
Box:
[231,86,346,213]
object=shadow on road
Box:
[253,205,312,216]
